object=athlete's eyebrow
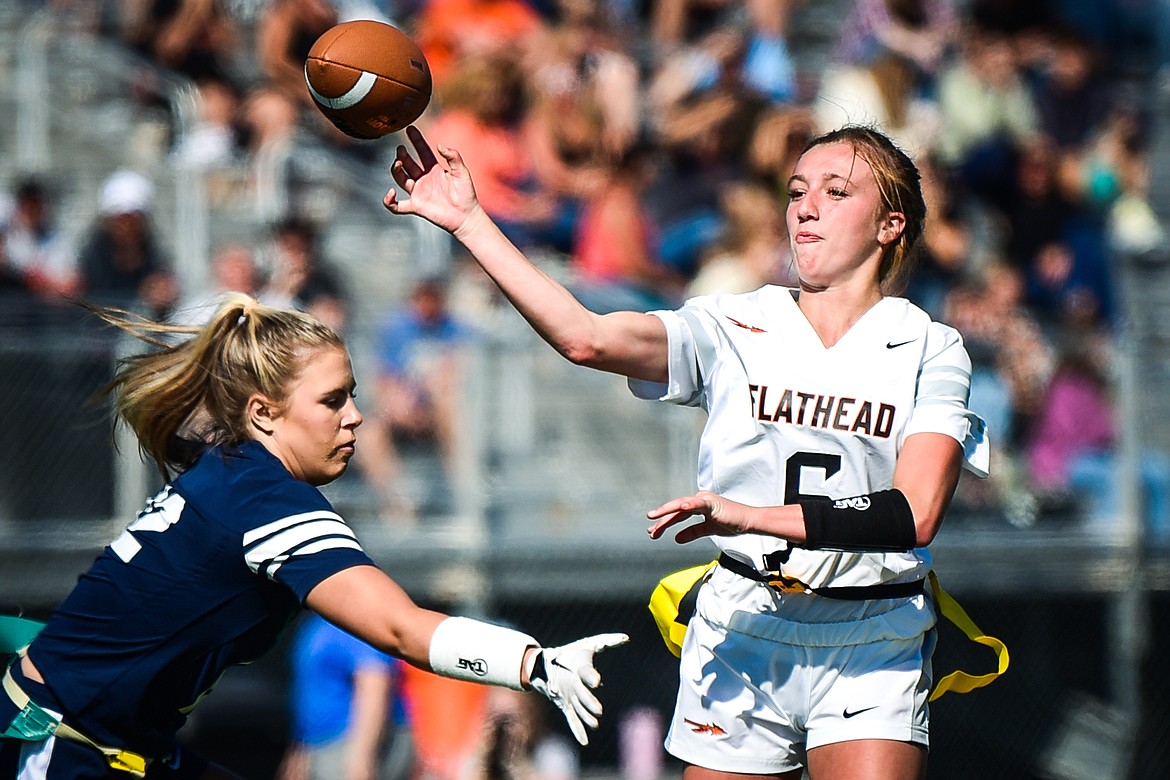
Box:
[787,171,852,187]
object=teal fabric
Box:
[0,616,45,656]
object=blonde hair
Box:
[802,125,927,294]
[89,293,344,479]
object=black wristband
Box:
[801,489,917,552]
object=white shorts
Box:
[664,567,937,775]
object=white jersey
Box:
[632,286,989,590]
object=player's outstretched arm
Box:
[649,433,965,551]
[305,564,629,745]
[647,491,805,544]
[383,126,669,383]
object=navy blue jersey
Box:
[23,441,374,758]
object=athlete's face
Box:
[254,346,362,486]
[785,142,904,292]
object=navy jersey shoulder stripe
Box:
[244,511,362,579]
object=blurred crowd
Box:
[3,0,1170,537]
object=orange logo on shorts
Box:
[684,718,727,736]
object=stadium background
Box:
[1,1,1169,778]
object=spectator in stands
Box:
[1026,341,1170,541]
[1000,138,1071,278]
[466,686,580,780]
[645,21,785,281]
[646,21,781,129]
[122,0,242,86]
[121,0,248,171]
[358,276,474,522]
[171,242,260,327]
[260,217,350,334]
[943,260,1052,518]
[650,0,797,97]
[935,24,1040,204]
[426,52,576,252]
[413,0,545,90]
[742,104,814,191]
[988,137,1109,329]
[78,169,179,320]
[277,613,413,780]
[1029,26,1114,154]
[650,0,797,104]
[903,153,975,320]
[686,181,793,297]
[170,77,243,171]
[256,0,338,112]
[1,177,78,302]
[813,50,942,160]
[833,0,958,83]
[254,0,380,156]
[569,144,684,313]
[521,0,640,209]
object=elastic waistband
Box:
[717,553,925,600]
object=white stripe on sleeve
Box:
[243,511,359,577]
[257,536,365,578]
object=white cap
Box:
[100,170,154,215]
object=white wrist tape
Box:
[428,616,538,691]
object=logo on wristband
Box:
[833,496,872,511]
[457,657,488,676]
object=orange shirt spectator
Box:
[424,54,548,228]
[426,108,533,223]
[414,0,544,88]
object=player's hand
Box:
[384,126,484,237]
[647,490,757,543]
[527,633,629,746]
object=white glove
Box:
[527,633,629,746]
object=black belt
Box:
[717,553,925,600]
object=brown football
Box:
[304,20,432,140]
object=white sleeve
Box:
[627,308,709,406]
[903,324,991,478]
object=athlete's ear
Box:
[247,394,280,436]
[879,212,906,245]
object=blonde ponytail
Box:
[90,294,344,479]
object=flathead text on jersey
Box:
[748,385,895,438]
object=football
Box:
[304,20,432,140]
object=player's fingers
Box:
[383,189,407,213]
[568,692,599,729]
[406,125,439,170]
[436,143,466,174]
[390,160,413,192]
[648,495,711,520]
[576,663,601,688]
[646,499,682,520]
[588,633,630,652]
[647,510,691,539]
[395,145,425,181]
[562,708,589,746]
[572,691,602,726]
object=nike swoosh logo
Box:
[550,658,573,673]
[886,339,917,349]
[843,706,879,718]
